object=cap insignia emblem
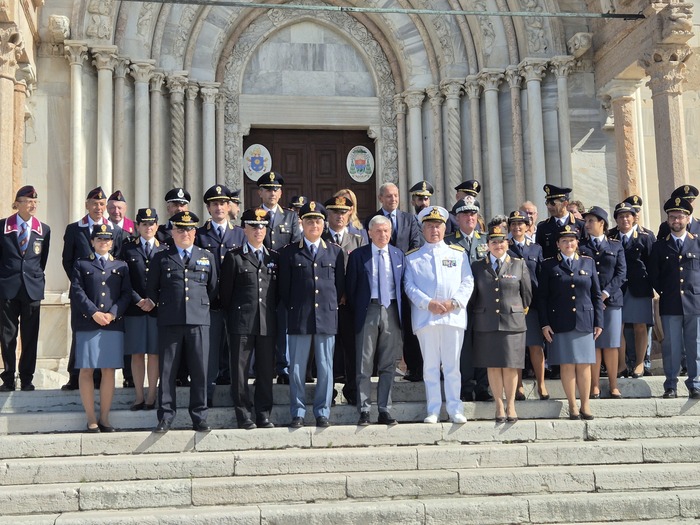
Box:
[545,186,551,195]
[685,185,689,193]
[270,173,275,181]
[183,212,192,222]
[564,225,572,232]
[493,226,502,234]
[100,224,107,232]
[177,189,184,198]
[676,197,681,206]
[216,186,221,194]
[146,209,152,217]
[309,201,316,211]
[422,181,427,191]
[255,209,267,220]
[335,196,345,206]
[473,181,478,189]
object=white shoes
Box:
[451,413,467,424]
[423,414,439,424]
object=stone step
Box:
[0,376,682,413]
[1,437,698,485]
[1,488,699,523]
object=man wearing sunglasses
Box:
[535,184,585,259]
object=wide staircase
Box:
[0,375,699,524]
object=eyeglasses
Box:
[545,199,562,206]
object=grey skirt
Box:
[525,309,544,347]
[124,316,159,355]
[75,330,125,369]
[596,306,622,349]
[549,330,595,365]
[473,330,527,369]
[622,289,654,325]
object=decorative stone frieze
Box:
[0,23,23,80]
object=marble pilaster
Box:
[167,72,188,189]
[0,24,23,206]
[464,75,482,185]
[185,81,199,204]
[426,85,445,205]
[130,61,155,210]
[551,56,576,191]
[113,57,130,201]
[393,94,408,205]
[13,79,26,193]
[505,65,525,210]
[91,45,118,193]
[64,41,89,221]
[403,90,425,190]
[477,69,505,216]
[440,79,463,203]
[199,82,219,192]
[150,70,165,203]
[216,90,226,185]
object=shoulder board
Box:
[108,254,114,261]
[320,238,327,249]
[637,229,648,235]
[543,256,556,262]
[405,247,420,255]
[689,232,696,240]
[448,244,465,252]
[268,248,279,256]
[474,231,481,239]
[665,234,671,241]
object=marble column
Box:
[464,75,483,184]
[426,85,445,206]
[185,81,199,204]
[199,82,219,191]
[519,58,549,211]
[91,46,118,192]
[440,78,463,203]
[551,56,576,191]
[112,57,130,199]
[13,79,26,193]
[167,72,188,189]
[150,70,165,203]
[403,90,425,190]
[216,90,226,185]
[505,65,525,209]
[477,69,505,216]
[64,41,89,221]
[605,80,643,202]
[393,93,408,204]
[130,61,155,210]
[641,45,692,199]
[0,25,23,205]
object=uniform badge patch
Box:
[442,258,457,267]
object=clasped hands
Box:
[91,311,115,327]
[428,298,456,315]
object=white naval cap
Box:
[418,206,449,223]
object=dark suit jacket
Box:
[322,228,367,269]
[535,213,586,260]
[537,254,604,333]
[649,233,700,316]
[346,243,405,334]
[278,238,345,335]
[578,237,627,308]
[364,208,421,253]
[62,216,125,279]
[470,255,532,333]
[263,206,302,251]
[120,238,167,317]
[608,226,655,297]
[0,214,51,301]
[69,255,132,332]
[146,245,218,327]
[219,244,279,336]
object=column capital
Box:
[504,65,523,89]
[0,23,24,80]
[393,93,406,115]
[403,90,425,109]
[477,69,504,92]
[439,78,463,100]
[113,57,131,79]
[91,45,118,71]
[518,58,548,82]
[425,85,444,107]
[186,81,199,101]
[130,60,155,83]
[464,75,481,99]
[641,45,692,95]
[216,89,228,108]
[550,56,576,78]
[567,32,593,59]
[166,72,189,96]
[601,78,644,101]
[64,40,88,67]
[199,82,220,104]
[150,69,165,92]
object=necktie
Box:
[335,233,341,245]
[217,225,224,241]
[387,212,396,232]
[18,222,28,256]
[182,250,190,266]
[309,243,316,259]
[494,258,502,274]
[677,238,683,252]
[378,249,390,308]
[564,258,572,271]
[99,257,106,269]
[465,236,472,253]
[269,209,276,226]
[256,249,263,265]
[622,235,629,248]
[144,242,152,259]
[593,239,601,251]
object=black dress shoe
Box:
[590,392,600,399]
[193,421,211,432]
[97,421,115,432]
[538,392,550,401]
[378,412,398,426]
[277,374,290,385]
[357,412,370,426]
[475,391,494,402]
[130,402,145,411]
[207,397,214,408]
[643,369,653,377]
[20,383,35,391]
[609,391,623,399]
[580,412,594,421]
[631,372,644,379]
[289,417,304,428]
[154,420,172,433]
[316,416,331,428]
[144,402,156,410]
[239,418,257,430]
[86,424,100,433]
[61,380,79,391]
[515,391,526,401]
[403,371,423,382]
[460,391,474,402]
[663,388,678,399]
[256,418,274,429]
[681,367,688,377]
[0,382,15,392]
[568,413,581,420]
[688,388,700,399]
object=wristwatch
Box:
[450,299,460,310]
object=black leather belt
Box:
[370,299,396,305]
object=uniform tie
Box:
[144,241,152,259]
[677,238,684,252]
[217,225,224,241]
[182,250,190,266]
[621,235,629,248]
[335,233,341,245]
[256,249,263,265]
[99,257,106,269]
[564,257,573,271]
[18,222,28,256]
[593,238,601,251]
[378,249,391,308]
[309,243,316,259]
[494,258,502,274]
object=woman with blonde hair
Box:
[333,189,367,240]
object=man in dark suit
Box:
[279,201,345,428]
[145,211,218,433]
[346,214,404,425]
[322,195,366,404]
[536,184,586,260]
[220,208,279,430]
[156,188,191,247]
[0,186,51,392]
[657,185,700,238]
[196,184,245,404]
[60,186,126,390]
[649,197,700,399]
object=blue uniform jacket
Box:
[535,213,585,259]
[508,237,542,293]
[578,237,627,308]
[0,214,51,301]
[649,233,700,316]
[278,238,345,335]
[537,254,604,333]
[263,207,302,251]
[608,226,655,298]
[146,245,218,327]
[62,216,125,279]
[195,220,245,310]
[120,238,167,317]
[69,255,132,332]
[345,243,405,334]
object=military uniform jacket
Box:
[470,255,533,333]
[404,241,474,332]
[537,254,604,333]
[657,216,700,239]
[69,254,132,332]
[156,223,173,247]
[120,238,167,317]
[444,229,488,265]
[535,214,586,259]
[649,233,700,316]
[219,244,279,336]
[578,237,627,308]
[263,206,302,251]
[145,245,218,327]
[608,226,655,297]
[508,238,542,292]
[62,216,125,279]
[322,228,366,269]
[278,239,345,335]
[0,214,51,301]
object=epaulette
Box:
[665,234,671,241]
[689,232,696,240]
[609,238,621,243]
[638,229,649,235]
[405,247,420,255]
[448,244,465,252]
[108,254,114,261]
[474,231,481,239]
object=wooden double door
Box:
[243,129,377,221]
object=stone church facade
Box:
[0,0,698,371]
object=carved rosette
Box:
[0,24,23,81]
[641,46,692,95]
[519,58,548,83]
[464,75,481,99]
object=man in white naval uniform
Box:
[404,206,474,424]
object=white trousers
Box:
[415,325,464,418]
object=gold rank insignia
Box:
[255,209,267,220]
[146,208,152,217]
[513,211,522,218]
[101,224,107,232]
[335,196,345,206]
[426,207,441,220]
[270,172,276,181]
[183,212,192,222]
[310,201,316,211]
[216,186,222,194]
[493,226,502,234]
[676,197,682,206]
[422,181,427,191]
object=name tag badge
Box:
[443,258,457,268]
